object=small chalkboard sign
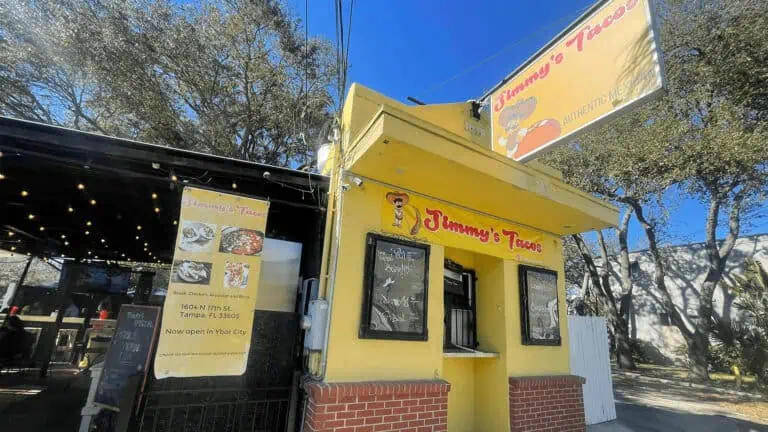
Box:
[360,233,430,341]
[94,305,161,411]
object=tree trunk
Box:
[687,331,710,382]
[572,233,636,370]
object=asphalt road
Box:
[588,375,768,432]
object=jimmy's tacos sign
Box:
[381,190,551,261]
[488,0,664,162]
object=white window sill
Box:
[442,347,499,358]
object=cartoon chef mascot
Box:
[497,97,561,160]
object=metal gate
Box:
[138,310,300,432]
[567,315,617,425]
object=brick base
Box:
[303,380,450,432]
[508,375,586,432]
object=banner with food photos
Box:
[154,187,269,378]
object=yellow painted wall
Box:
[443,358,475,432]
[473,254,511,432]
[323,183,446,381]
[504,251,571,376]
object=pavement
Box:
[0,367,90,432]
[588,374,768,432]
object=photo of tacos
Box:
[171,260,212,285]
[224,261,250,289]
[219,227,264,256]
[177,221,217,252]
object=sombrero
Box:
[498,97,538,126]
[386,191,409,205]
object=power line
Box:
[418,4,594,99]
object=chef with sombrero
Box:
[497,96,561,160]
[385,191,421,235]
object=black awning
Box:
[0,116,329,264]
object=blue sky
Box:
[292,0,768,250]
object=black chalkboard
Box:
[94,305,161,411]
[360,233,430,341]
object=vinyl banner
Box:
[490,0,664,162]
[154,187,269,378]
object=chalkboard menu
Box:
[360,233,430,341]
[95,305,161,410]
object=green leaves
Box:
[0,0,339,166]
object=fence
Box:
[568,315,616,425]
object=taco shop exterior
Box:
[301,84,618,432]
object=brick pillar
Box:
[508,375,586,432]
[303,380,450,432]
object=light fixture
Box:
[90,199,97,206]
[94,256,99,259]
[87,251,92,255]
[127,258,132,262]
[151,193,158,199]
[144,242,148,246]
[10,246,16,251]
[28,214,35,220]
[7,232,14,237]
[68,206,74,213]
[154,207,160,214]
[60,234,66,239]
[101,239,106,243]
[232,181,238,190]
[64,241,69,246]
[61,254,66,258]
[121,253,126,258]
[77,183,85,190]
[170,172,178,182]
[143,247,148,251]
[135,235,140,240]
[137,225,142,231]
[39,226,45,232]
[86,221,92,226]
[21,190,29,197]
[173,220,178,225]
[85,230,90,235]
[0,174,5,180]
[26,252,31,257]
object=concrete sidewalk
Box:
[0,368,90,432]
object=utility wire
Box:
[418,4,594,99]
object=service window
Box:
[443,259,476,350]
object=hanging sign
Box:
[380,187,552,262]
[489,0,664,162]
[154,187,269,379]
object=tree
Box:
[546,0,768,381]
[0,0,338,166]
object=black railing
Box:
[139,387,291,432]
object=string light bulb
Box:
[101,239,106,244]
[21,190,29,197]
[39,226,45,232]
[144,242,148,246]
[10,246,16,251]
[28,214,35,220]
[90,199,97,206]
[64,241,69,246]
[151,193,158,199]
[61,234,66,239]
[170,173,178,182]
[154,207,160,214]
[86,221,92,227]
[137,225,142,231]
[87,251,92,255]
[0,174,5,180]
[7,232,14,237]
[84,230,90,235]
[232,181,238,190]
[77,183,85,190]
[173,220,178,225]
[135,235,140,240]
[68,206,74,213]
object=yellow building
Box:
[303,84,617,432]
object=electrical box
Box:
[303,299,329,351]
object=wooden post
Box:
[39,262,74,377]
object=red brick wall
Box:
[303,380,450,432]
[508,375,586,432]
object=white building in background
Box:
[593,233,768,363]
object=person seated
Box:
[0,316,32,365]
